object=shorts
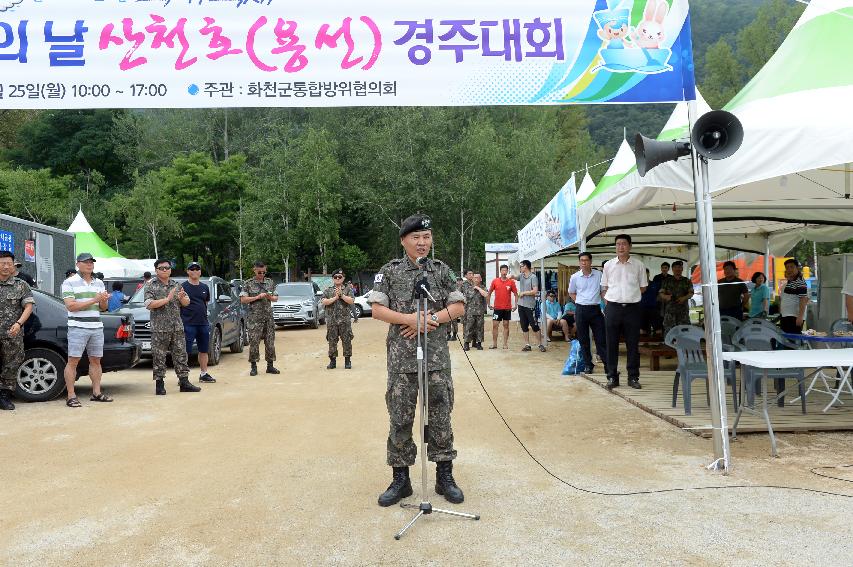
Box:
[185,324,211,354]
[492,309,512,322]
[67,326,104,358]
[518,305,540,333]
[561,314,576,326]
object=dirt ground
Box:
[2,318,852,566]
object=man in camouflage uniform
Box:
[240,260,280,376]
[659,260,693,339]
[321,268,355,369]
[463,273,488,351]
[145,259,201,395]
[368,214,467,507]
[0,251,35,411]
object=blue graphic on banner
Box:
[0,230,14,253]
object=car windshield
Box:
[128,277,199,304]
[276,283,314,297]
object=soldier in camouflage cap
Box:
[368,214,467,507]
[0,251,35,411]
[145,259,201,395]
[659,260,693,339]
[240,260,280,376]
[463,273,488,350]
[321,268,355,369]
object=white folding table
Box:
[721,349,853,456]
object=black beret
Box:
[332,268,344,276]
[399,215,433,238]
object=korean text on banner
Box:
[0,0,696,109]
[518,176,579,262]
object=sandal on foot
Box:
[489,345,498,350]
[66,397,82,408]
[90,393,113,402]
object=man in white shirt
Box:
[62,252,112,407]
[843,271,853,323]
[601,234,648,390]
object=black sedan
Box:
[15,290,141,402]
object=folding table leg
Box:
[761,369,778,457]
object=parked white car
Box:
[352,290,374,319]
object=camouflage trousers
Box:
[0,336,24,392]
[386,369,457,467]
[326,321,353,358]
[248,316,276,363]
[662,304,691,339]
[463,310,485,344]
[152,329,189,382]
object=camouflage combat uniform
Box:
[661,276,693,338]
[323,284,354,358]
[145,278,189,383]
[368,257,466,467]
[463,282,487,345]
[241,277,277,363]
[0,276,34,392]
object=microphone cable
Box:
[441,303,853,499]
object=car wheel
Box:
[310,313,319,329]
[230,321,245,353]
[208,327,222,366]
[16,348,66,402]
[353,305,363,319]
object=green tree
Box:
[123,172,182,259]
[0,167,70,225]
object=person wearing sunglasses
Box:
[321,268,355,369]
[239,260,280,376]
[181,262,215,384]
[145,259,201,395]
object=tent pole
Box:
[764,236,771,298]
[541,257,547,343]
[688,100,731,473]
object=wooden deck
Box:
[582,369,853,437]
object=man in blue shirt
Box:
[543,291,568,341]
[569,252,607,374]
[107,281,127,312]
[181,262,215,383]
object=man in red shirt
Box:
[487,264,518,349]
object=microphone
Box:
[416,256,429,265]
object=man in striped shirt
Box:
[62,253,112,408]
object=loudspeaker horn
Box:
[691,110,743,160]
[634,134,691,177]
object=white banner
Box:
[0,0,696,108]
[517,175,579,262]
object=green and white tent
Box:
[577,0,853,256]
[67,210,153,278]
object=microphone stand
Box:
[394,260,479,540]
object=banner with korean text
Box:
[0,0,696,109]
[518,175,580,262]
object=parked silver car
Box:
[121,276,248,364]
[272,282,325,328]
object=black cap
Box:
[13,261,22,267]
[186,261,202,271]
[76,252,96,262]
[65,269,77,277]
[332,268,344,277]
[399,215,432,238]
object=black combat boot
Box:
[435,461,464,504]
[327,357,336,369]
[463,342,470,351]
[250,362,258,376]
[155,379,166,396]
[179,377,201,392]
[475,342,483,350]
[266,363,280,374]
[0,390,15,410]
[344,357,352,369]
[377,466,413,507]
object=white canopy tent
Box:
[67,210,154,278]
[577,0,853,257]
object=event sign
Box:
[0,0,696,108]
[24,239,35,262]
[518,176,579,262]
[0,230,13,253]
